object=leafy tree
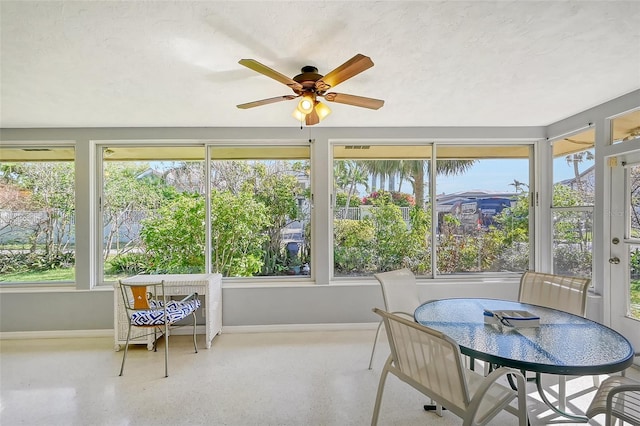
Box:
[250,163,303,275]
[335,193,362,208]
[333,219,375,274]
[139,193,206,274]
[369,196,409,272]
[102,163,169,261]
[12,162,75,258]
[210,190,271,276]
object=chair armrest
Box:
[606,383,640,423]
[390,311,414,320]
[466,367,527,423]
[179,292,199,303]
[470,367,526,400]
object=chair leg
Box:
[119,323,133,376]
[368,320,383,370]
[192,311,198,353]
[164,322,169,378]
[371,356,392,426]
[153,327,157,352]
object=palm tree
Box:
[509,179,527,193]
[358,159,476,207]
[362,160,403,194]
[334,160,369,215]
[402,159,476,207]
[565,150,594,196]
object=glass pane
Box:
[102,146,206,281]
[210,146,311,278]
[0,146,76,283]
[612,109,640,144]
[630,164,640,240]
[333,144,432,277]
[435,145,531,274]
[552,210,593,278]
[552,130,595,207]
[628,165,640,320]
[629,244,640,320]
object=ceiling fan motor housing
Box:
[293,66,323,94]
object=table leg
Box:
[534,372,588,423]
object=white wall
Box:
[1,89,637,335]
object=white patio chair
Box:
[518,270,593,409]
[371,308,528,426]
[118,279,200,377]
[368,268,421,370]
[586,375,640,426]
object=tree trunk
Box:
[414,165,425,207]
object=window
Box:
[0,146,76,284]
[551,129,594,277]
[435,144,531,274]
[101,143,311,280]
[209,145,311,277]
[612,109,640,144]
[332,143,533,278]
[626,164,640,319]
[333,144,432,277]
[101,145,206,282]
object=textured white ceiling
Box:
[1,1,639,128]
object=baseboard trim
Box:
[0,329,113,340]
[223,322,378,334]
[0,323,379,340]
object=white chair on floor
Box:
[371,308,528,426]
[518,270,593,409]
[586,375,640,426]
[368,268,421,370]
[118,279,201,378]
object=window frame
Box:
[0,141,77,287]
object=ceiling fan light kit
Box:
[237,53,384,126]
[297,95,315,114]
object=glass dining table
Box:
[414,298,635,422]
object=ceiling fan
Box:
[236,53,384,126]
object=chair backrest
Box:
[119,280,166,315]
[373,307,470,417]
[374,268,421,315]
[518,271,590,316]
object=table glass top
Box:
[414,298,634,375]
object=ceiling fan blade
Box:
[237,95,298,109]
[305,108,320,126]
[323,93,384,110]
[238,59,303,91]
[315,54,374,91]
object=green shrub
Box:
[0,251,74,274]
[335,192,362,208]
[140,193,206,274]
[553,245,592,277]
[362,190,415,207]
[107,253,150,275]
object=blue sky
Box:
[437,157,591,194]
[364,157,592,197]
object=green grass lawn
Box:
[0,268,75,282]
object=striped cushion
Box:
[130,299,201,326]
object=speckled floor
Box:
[1,330,637,425]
